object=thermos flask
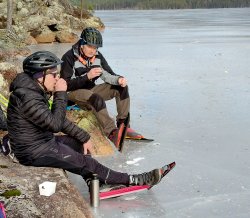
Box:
[90,174,100,207]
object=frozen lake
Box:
[30,8,250,218]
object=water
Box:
[29,8,250,218]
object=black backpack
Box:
[0,106,7,130]
[0,134,10,156]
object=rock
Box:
[82,16,105,29]
[34,29,56,43]
[66,110,115,156]
[0,63,17,99]
[19,8,29,18]
[16,1,23,10]
[24,35,38,45]
[55,30,78,43]
[0,154,93,218]
[0,0,105,45]
[26,16,45,31]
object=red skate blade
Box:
[126,128,154,141]
[100,185,149,200]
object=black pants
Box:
[31,135,129,185]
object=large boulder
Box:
[56,30,79,43]
[0,154,93,218]
[34,28,56,43]
[66,110,114,156]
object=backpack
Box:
[0,134,17,162]
[0,134,11,156]
[0,202,6,218]
[0,106,7,131]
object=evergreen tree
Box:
[69,0,250,10]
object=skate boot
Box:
[117,119,142,139]
[129,168,162,186]
[108,124,125,149]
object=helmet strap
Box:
[36,72,48,92]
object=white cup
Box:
[39,181,57,196]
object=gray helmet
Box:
[80,27,103,48]
[23,51,62,76]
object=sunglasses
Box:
[45,67,60,78]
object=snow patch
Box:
[123,196,137,200]
[153,142,160,146]
[126,157,145,165]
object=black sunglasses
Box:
[48,72,60,78]
[45,68,60,78]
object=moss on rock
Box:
[0,189,22,198]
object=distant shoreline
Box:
[94,7,250,11]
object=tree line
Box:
[70,0,250,10]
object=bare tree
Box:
[80,0,84,20]
[7,0,13,33]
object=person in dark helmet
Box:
[6,51,166,190]
[60,27,138,149]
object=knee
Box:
[88,93,106,112]
[112,85,129,100]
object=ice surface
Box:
[30,8,250,218]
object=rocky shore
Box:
[0,0,104,44]
[0,71,115,217]
[0,107,115,217]
[0,152,94,218]
[0,1,114,217]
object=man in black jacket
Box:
[61,27,135,149]
[7,51,164,188]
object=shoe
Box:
[108,124,125,148]
[129,168,162,186]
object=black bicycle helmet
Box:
[80,27,103,48]
[23,51,63,76]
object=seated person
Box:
[6,51,166,189]
[60,27,139,148]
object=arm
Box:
[100,70,120,85]
[61,50,92,91]
[51,91,90,143]
[62,118,90,143]
[99,52,127,87]
[98,52,121,85]
[21,91,90,143]
[21,91,67,132]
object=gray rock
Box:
[0,153,93,218]
[16,1,23,10]
[19,8,29,17]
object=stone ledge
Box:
[0,153,93,218]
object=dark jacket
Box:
[7,73,90,163]
[61,41,121,91]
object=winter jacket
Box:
[7,73,90,163]
[61,41,121,91]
